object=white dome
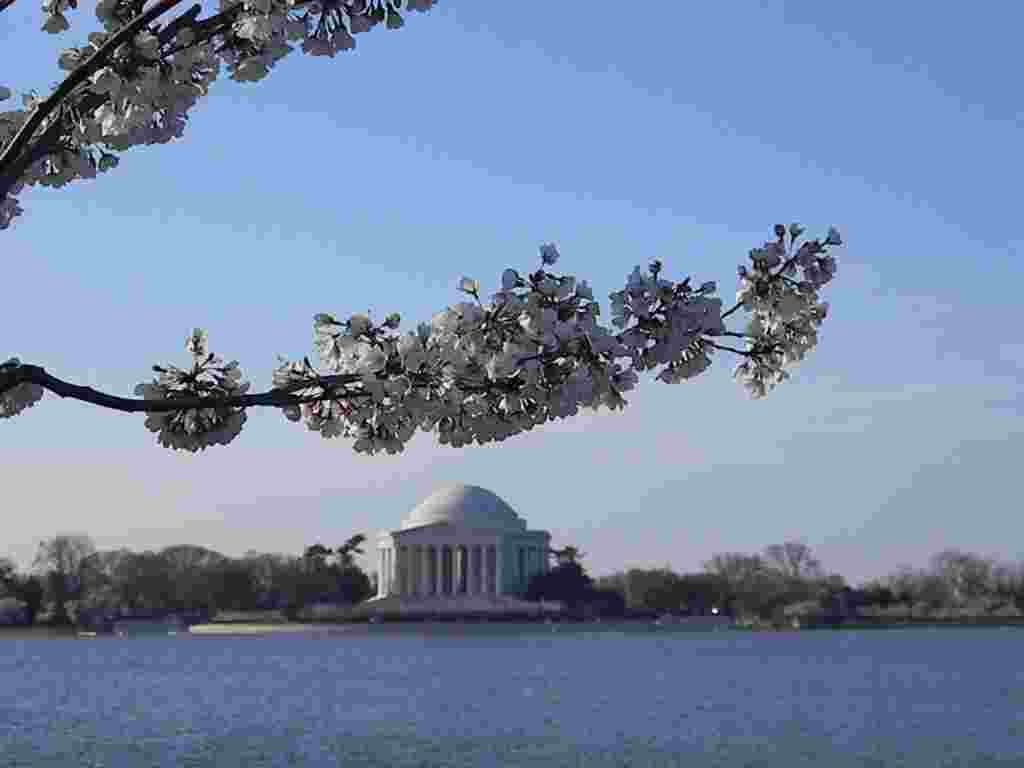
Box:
[400,484,526,531]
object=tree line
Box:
[0,533,373,627]
[527,542,1024,623]
[5,535,1024,627]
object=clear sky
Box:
[2,2,1021,585]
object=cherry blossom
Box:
[1,0,439,231]
[132,329,251,451]
[0,2,845,452]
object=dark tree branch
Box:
[1,117,67,188]
[0,0,18,14]
[157,2,202,45]
[705,341,753,357]
[2,364,373,414]
[0,0,397,201]
[0,0,187,198]
[719,300,744,323]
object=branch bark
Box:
[3,364,370,414]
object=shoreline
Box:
[188,622,339,635]
[0,625,77,639]
[5,615,1024,640]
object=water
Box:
[2,623,1023,767]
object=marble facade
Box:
[374,484,550,601]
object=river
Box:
[1,623,1021,766]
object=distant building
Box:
[359,484,558,618]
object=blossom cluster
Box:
[609,263,723,385]
[732,224,840,398]
[133,328,251,451]
[1,0,437,230]
[1,227,842,452]
[0,358,44,419]
[260,231,840,457]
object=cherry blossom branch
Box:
[720,232,817,322]
[2,228,840,448]
[0,0,187,194]
[0,364,374,413]
[0,0,19,15]
[0,3,450,236]
[719,301,745,323]
[157,3,202,45]
[705,341,754,357]
[0,359,605,415]
[0,118,67,192]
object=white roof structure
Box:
[399,483,527,532]
[368,483,554,612]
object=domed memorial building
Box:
[362,484,555,617]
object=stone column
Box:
[383,549,390,595]
[472,545,481,595]
[420,545,430,597]
[495,542,503,595]
[441,545,450,595]
[395,546,404,596]
[448,544,457,595]
[407,544,415,598]
[432,546,441,596]
[401,546,409,596]
[454,545,464,595]
[378,549,385,597]
[404,546,412,596]
[389,548,395,594]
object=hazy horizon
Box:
[2,3,1021,586]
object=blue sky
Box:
[2,2,1021,584]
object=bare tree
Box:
[762,541,824,581]
[33,533,95,579]
[32,533,96,623]
[929,549,994,604]
[991,561,1024,612]
[0,556,15,593]
[703,553,764,584]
